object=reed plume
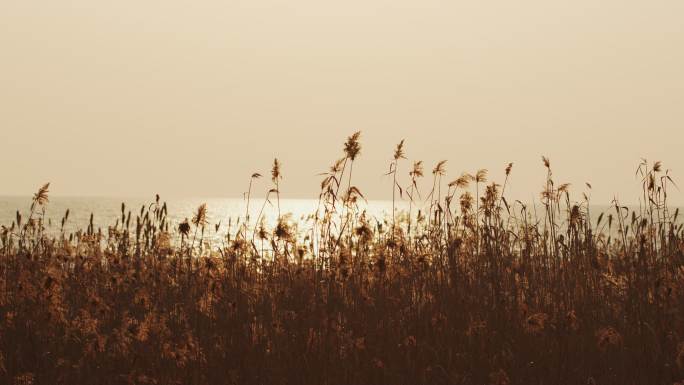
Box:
[0,139,682,385]
[272,158,282,219]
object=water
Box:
[0,196,402,243]
[0,196,678,243]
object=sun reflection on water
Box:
[0,196,407,244]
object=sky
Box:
[1,0,683,205]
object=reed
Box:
[0,134,683,385]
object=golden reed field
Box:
[1,133,683,385]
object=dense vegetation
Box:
[1,133,683,385]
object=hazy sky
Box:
[1,0,682,205]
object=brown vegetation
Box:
[1,135,683,385]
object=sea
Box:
[0,196,677,244]
[0,196,401,243]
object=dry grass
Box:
[1,134,683,385]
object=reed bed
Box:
[1,134,683,385]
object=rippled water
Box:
[0,196,403,242]
[0,196,678,243]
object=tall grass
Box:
[1,134,683,385]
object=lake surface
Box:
[0,196,402,242]
[0,196,678,243]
